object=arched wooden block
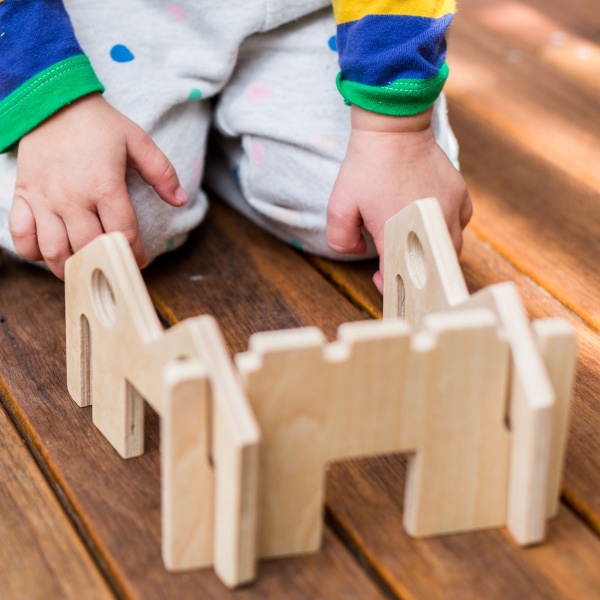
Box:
[236,311,510,557]
[383,198,469,326]
[65,233,260,587]
[382,198,577,545]
[61,199,577,587]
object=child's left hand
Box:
[326,105,472,293]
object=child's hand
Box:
[326,105,472,293]
[10,93,187,279]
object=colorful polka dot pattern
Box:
[110,44,135,62]
[245,81,270,102]
[167,2,188,22]
[250,139,265,165]
[96,21,347,247]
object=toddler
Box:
[0,0,472,290]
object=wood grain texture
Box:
[65,233,262,586]
[308,229,600,513]
[446,0,600,331]
[0,236,387,599]
[532,319,577,518]
[237,313,510,554]
[144,202,368,350]
[0,3,596,598]
[382,199,469,325]
[0,400,112,600]
[327,456,600,600]
[447,0,600,532]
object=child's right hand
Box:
[326,105,472,294]
[9,93,187,279]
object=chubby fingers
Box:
[62,209,105,254]
[96,179,148,268]
[460,191,473,229]
[372,270,384,294]
[326,197,367,255]
[9,196,43,262]
[451,190,473,256]
[126,126,188,208]
[35,211,73,279]
[10,196,107,279]
[11,199,73,279]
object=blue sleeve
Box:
[332,0,455,116]
[0,0,104,152]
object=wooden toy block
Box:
[383,198,469,326]
[161,358,212,570]
[235,310,511,556]
[461,283,555,544]
[382,198,577,545]
[65,233,260,587]
[532,319,577,518]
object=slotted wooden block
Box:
[382,198,577,545]
[65,232,261,587]
[383,198,469,326]
[236,310,511,556]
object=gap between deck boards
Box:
[0,382,123,599]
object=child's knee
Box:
[206,134,377,261]
[128,171,208,264]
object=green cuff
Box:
[0,55,104,153]
[336,62,449,116]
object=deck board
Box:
[0,390,113,599]
[446,0,600,331]
[327,457,600,600]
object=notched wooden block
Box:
[237,310,510,555]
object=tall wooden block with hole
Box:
[65,233,261,588]
[383,198,577,545]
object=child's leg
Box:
[206,7,459,260]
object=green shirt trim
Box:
[0,55,104,153]
[336,62,450,116]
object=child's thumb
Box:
[326,198,367,255]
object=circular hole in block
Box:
[91,269,117,327]
[406,231,427,289]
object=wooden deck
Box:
[1,0,599,597]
